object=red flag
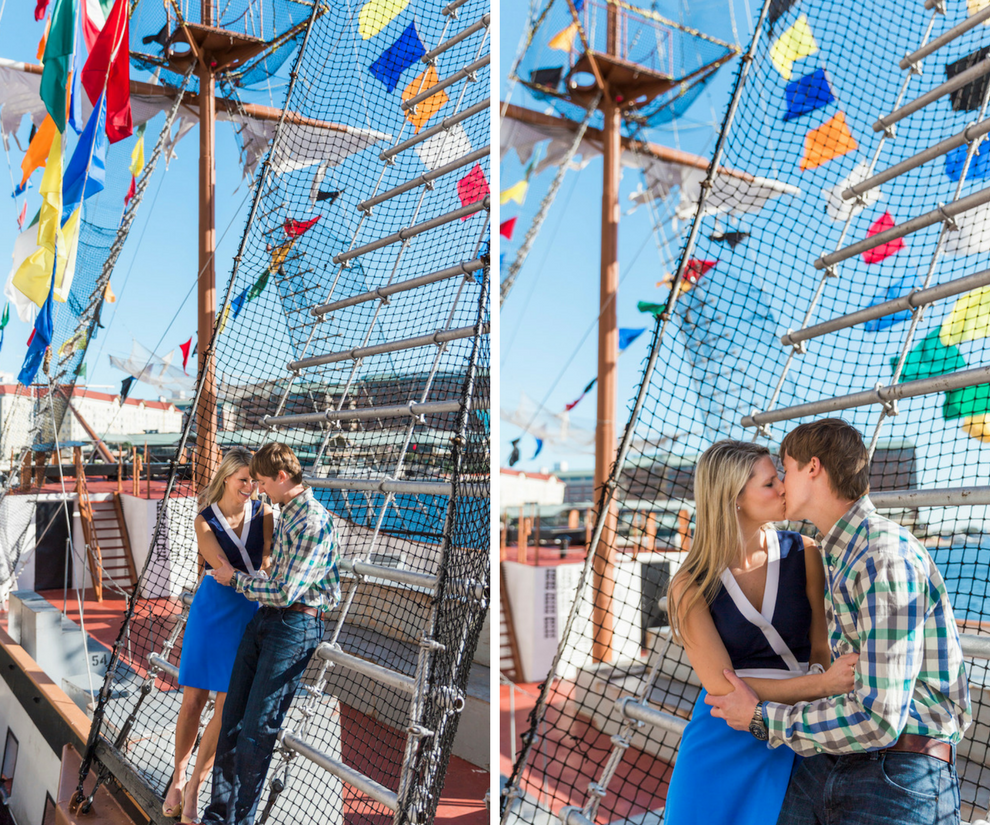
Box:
[124,175,136,205]
[500,218,516,240]
[283,216,320,238]
[81,0,132,143]
[34,0,50,21]
[27,329,35,346]
[457,164,489,218]
[180,336,193,373]
[862,211,905,264]
[16,202,27,229]
[684,259,717,285]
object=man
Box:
[707,418,971,824]
[201,442,340,825]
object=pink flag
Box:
[500,217,517,239]
[180,336,193,373]
[16,202,27,229]
[862,211,905,264]
[457,164,489,219]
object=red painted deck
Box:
[6,590,488,824]
[500,679,672,823]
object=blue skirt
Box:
[178,575,259,692]
[664,690,798,825]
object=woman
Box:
[163,447,273,823]
[664,440,857,825]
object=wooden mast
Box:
[591,2,620,665]
[195,7,218,491]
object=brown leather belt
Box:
[885,733,953,764]
[284,603,320,618]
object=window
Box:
[0,730,17,802]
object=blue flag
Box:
[783,68,835,122]
[863,271,924,332]
[369,23,426,92]
[62,93,107,224]
[618,327,646,351]
[532,438,544,459]
[231,288,249,321]
[945,141,990,183]
[18,259,56,386]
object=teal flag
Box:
[40,0,77,132]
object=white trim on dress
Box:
[211,501,257,576]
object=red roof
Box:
[0,384,176,411]
[500,467,560,481]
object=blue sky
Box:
[499,0,755,471]
[0,1,267,400]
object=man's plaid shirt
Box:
[232,488,341,612]
[766,495,971,755]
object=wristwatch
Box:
[748,701,769,741]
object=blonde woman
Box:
[162,447,273,824]
[663,440,857,825]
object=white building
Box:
[500,467,566,509]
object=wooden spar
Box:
[591,81,620,667]
[195,56,218,492]
[500,102,755,182]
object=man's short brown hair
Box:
[780,418,870,501]
[250,442,303,485]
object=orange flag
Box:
[18,115,57,193]
[548,22,580,52]
[402,66,448,134]
[799,111,858,171]
[36,15,51,60]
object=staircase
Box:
[499,565,521,682]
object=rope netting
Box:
[503,0,990,822]
[80,0,490,823]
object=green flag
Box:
[247,270,270,301]
[75,362,87,379]
[40,0,77,132]
[637,300,667,318]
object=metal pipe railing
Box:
[303,475,488,497]
[380,99,490,160]
[358,146,490,212]
[874,55,990,132]
[311,259,483,316]
[401,55,490,111]
[340,559,437,590]
[288,323,487,370]
[900,5,990,68]
[871,486,990,508]
[422,14,490,63]
[742,365,990,427]
[262,400,464,427]
[315,643,416,694]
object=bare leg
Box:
[183,692,226,822]
[165,687,209,815]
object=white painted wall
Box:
[121,495,198,599]
[0,675,62,825]
[500,472,566,509]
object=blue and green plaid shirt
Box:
[232,488,341,612]
[766,495,971,755]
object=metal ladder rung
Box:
[288,323,487,370]
[781,266,990,347]
[401,55,490,111]
[380,99,489,161]
[263,399,463,427]
[333,198,490,264]
[742,364,990,428]
[871,486,990,508]
[900,3,990,69]
[311,259,483,317]
[304,475,487,497]
[340,558,437,590]
[874,55,990,132]
[616,696,689,736]
[315,642,415,693]
[421,14,490,64]
[843,119,990,201]
[816,186,990,270]
[442,0,472,16]
[281,732,398,811]
[961,633,990,659]
[357,146,490,212]
[148,653,179,681]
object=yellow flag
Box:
[11,137,75,309]
[969,0,990,23]
[216,302,231,335]
[105,280,117,303]
[500,180,528,206]
[129,134,145,178]
[270,238,297,272]
[769,15,817,80]
[548,22,580,53]
[358,0,410,39]
[940,285,990,346]
[402,66,449,134]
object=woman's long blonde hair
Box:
[668,440,772,641]
[197,447,254,510]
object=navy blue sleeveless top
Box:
[200,499,265,573]
[708,530,812,671]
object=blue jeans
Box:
[200,606,323,825]
[777,751,960,825]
